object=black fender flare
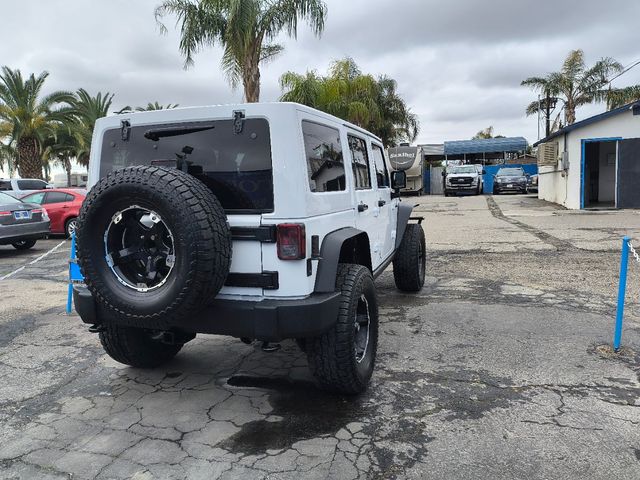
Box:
[395,203,414,249]
[314,227,371,293]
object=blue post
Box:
[66,232,77,314]
[613,236,630,351]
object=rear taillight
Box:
[33,208,49,220]
[277,224,306,260]
[0,211,11,217]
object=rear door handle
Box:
[378,200,386,207]
[357,203,369,212]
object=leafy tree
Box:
[600,85,640,110]
[116,102,180,114]
[155,0,327,102]
[472,126,505,140]
[522,49,623,126]
[0,67,74,179]
[280,58,419,146]
[68,88,114,167]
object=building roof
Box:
[533,101,640,146]
[444,137,528,155]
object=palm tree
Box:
[0,67,74,179]
[280,58,419,146]
[68,88,114,167]
[155,0,327,102]
[601,85,640,110]
[522,50,623,127]
[137,102,180,111]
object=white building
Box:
[535,101,640,209]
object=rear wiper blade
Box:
[144,123,215,141]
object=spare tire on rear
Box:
[76,166,232,329]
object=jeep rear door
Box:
[371,143,396,262]
[348,133,382,269]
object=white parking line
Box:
[0,240,67,281]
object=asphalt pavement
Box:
[0,195,639,479]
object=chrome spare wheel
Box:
[103,205,175,292]
[354,294,371,363]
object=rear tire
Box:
[393,224,426,292]
[99,324,182,368]
[306,264,378,395]
[12,240,36,250]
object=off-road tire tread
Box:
[77,166,231,328]
[393,223,426,292]
[99,323,182,368]
[306,264,378,395]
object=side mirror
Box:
[391,171,407,190]
[482,169,486,175]
[441,170,446,177]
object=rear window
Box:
[100,118,273,212]
[0,191,21,204]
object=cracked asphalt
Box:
[1,194,640,479]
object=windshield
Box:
[0,191,22,204]
[497,168,525,176]
[100,118,273,213]
[449,166,477,174]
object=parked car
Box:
[444,165,483,196]
[21,189,86,237]
[492,167,528,195]
[0,191,50,250]
[474,164,485,193]
[528,174,539,193]
[72,102,426,395]
[0,178,53,198]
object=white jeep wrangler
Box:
[74,103,426,394]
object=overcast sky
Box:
[2,0,640,148]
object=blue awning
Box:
[444,137,528,155]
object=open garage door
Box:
[617,138,640,209]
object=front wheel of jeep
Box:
[393,223,426,292]
[99,324,183,368]
[306,264,379,395]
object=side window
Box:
[22,192,46,204]
[17,180,47,190]
[371,144,390,188]
[302,121,346,193]
[0,181,11,191]
[44,192,69,204]
[348,135,371,190]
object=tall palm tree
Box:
[68,88,114,167]
[280,58,419,146]
[522,50,623,127]
[155,0,327,102]
[0,67,74,179]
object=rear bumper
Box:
[0,221,50,245]
[73,285,341,342]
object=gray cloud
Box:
[1,0,639,147]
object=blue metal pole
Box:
[613,236,630,351]
[66,232,76,315]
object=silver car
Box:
[0,191,51,250]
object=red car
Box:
[21,188,86,237]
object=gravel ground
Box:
[0,195,639,480]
